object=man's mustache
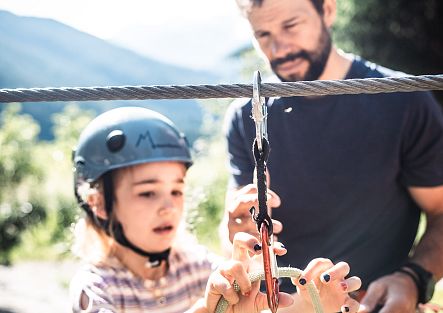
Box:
[270,51,310,69]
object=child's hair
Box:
[71,107,193,264]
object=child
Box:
[69,106,361,313]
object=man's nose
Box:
[270,36,291,58]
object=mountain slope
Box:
[0,10,217,140]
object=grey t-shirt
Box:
[224,57,443,291]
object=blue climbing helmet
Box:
[73,106,192,185]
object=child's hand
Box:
[204,232,293,313]
[292,258,362,313]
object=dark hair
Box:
[237,0,324,15]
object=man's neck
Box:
[318,47,353,81]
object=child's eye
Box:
[139,191,155,198]
[172,190,183,197]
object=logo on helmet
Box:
[136,130,184,150]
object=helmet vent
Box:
[107,130,126,152]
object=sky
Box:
[0,0,253,70]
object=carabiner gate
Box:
[252,71,267,152]
[261,221,279,313]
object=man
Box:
[221,0,443,312]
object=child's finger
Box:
[341,276,362,293]
[320,261,350,284]
[295,258,334,287]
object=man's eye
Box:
[256,32,269,39]
[139,191,155,197]
[285,23,297,29]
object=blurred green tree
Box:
[0,104,46,265]
[50,104,94,244]
[2,104,95,262]
[334,0,442,76]
[185,99,230,253]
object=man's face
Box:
[247,0,332,81]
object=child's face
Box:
[112,161,186,253]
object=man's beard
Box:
[270,24,332,82]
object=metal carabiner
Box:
[251,70,279,313]
[252,71,267,152]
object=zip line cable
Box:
[0,74,442,103]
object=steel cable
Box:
[0,75,442,103]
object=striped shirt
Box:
[70,244,219,313]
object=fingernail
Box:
[299,277,306,285]
[253,244,262,251]
[242,291,251,297]
[340,281,348,291]
[322,273,330,282]
[343,306,350,312]
[280,243,285,249]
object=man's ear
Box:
[322,0,337,28]
[86,191,108,220]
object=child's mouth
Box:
[153,224,173,235]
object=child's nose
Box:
[158,197,175,215]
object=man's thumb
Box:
[359,286,385,313]
[255,292,294,312]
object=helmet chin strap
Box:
[101,172,170,268]
[112,222,170,268]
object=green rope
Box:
[215,266,323,313]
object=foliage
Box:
[0,105,41,197]
[0,104,47,264]
[2,104,95,263]
[0,201,47,264]
[333,0,442,75]
[47,105,95,246]
[185,99,231,253]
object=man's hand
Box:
[225,184,282,242]
[359,272,418,313]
